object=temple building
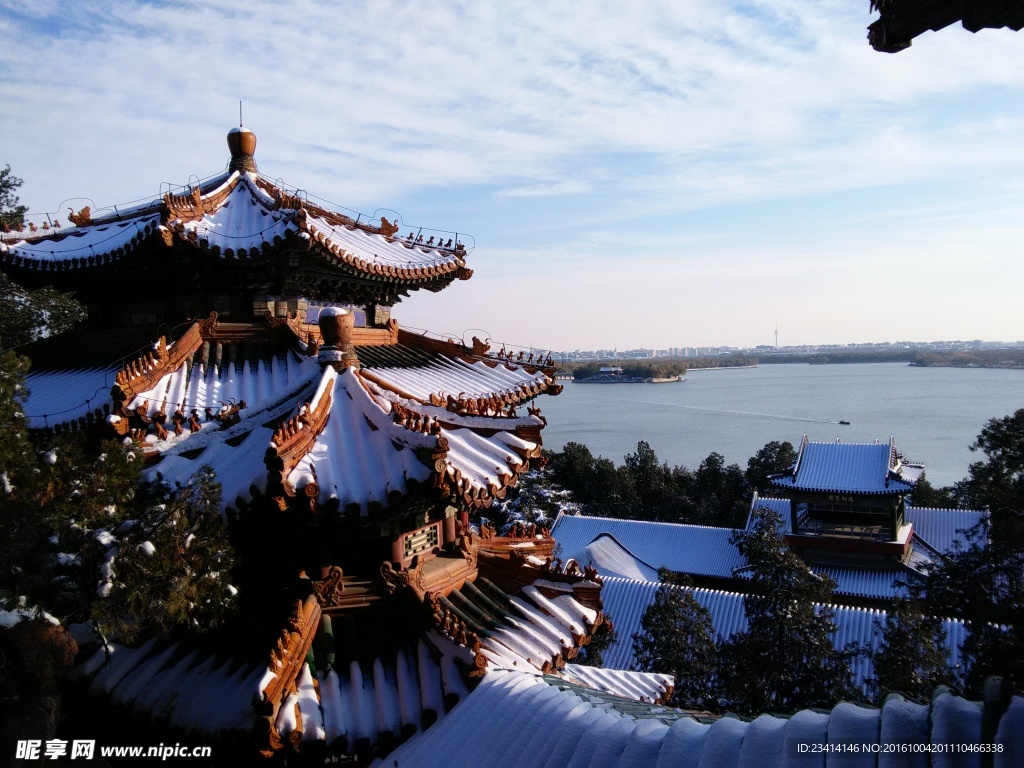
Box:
[1,128,653,761]
[4,133,1020,766]
[553,436,987,607]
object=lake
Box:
[539,363,1022,487]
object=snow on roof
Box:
[23,366,120,427]
[145,368,321,510]
[362,351,552,404]
[744,493,793,533]
[598,577,966,690]
[441,427,534,494]
[73,640,263,736]
[905,504,988,554]
[808,565,912,600]
[771,438,919,495]
[170,174,297,257]
[561,664,673,704]
[572,533,660,582]
[385,669,1023,768]
[1,214,161,266]
[288,367,435,514]
[128,348,318,421]
[305,212,464,271]
[552,515,744,580]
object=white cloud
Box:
[2,0,1023,347]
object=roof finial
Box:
[227,115,257,174]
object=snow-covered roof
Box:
[905,504,988,554]
[552,514,744,580]
[73,639,264,737]
[361,348,553,406]
[598,577,966,690]
[289,639,467,752]
[810,565,912,600]
[1,214,160,268]
[23,366,120,428]
[3,166,469,287]
[770,437,921,495]
[428,578,602,675]
[560,664,673,704]
[127,347,317,422]
[744,493,793,532]
[287,367,436,514]
[571,533,661,581]
[386,668,1024,768]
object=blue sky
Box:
[2,0,1023,351]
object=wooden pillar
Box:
[390,535,404,567]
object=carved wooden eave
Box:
[477,522,556,562]
[158,172,470,290]
[109,321,205,418]
[381,541,478,604]
[264,382,334,504]
[397,328,555,377]
[162,174,249,223]
[253,594,322,758]
[263,312,318,358]
[424,590,489,679]
[300,211,469,285]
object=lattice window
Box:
[404,524,439,558]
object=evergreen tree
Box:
[89,466,238,643]
[716,508,858,714]
[869,588,955,701]
[0,165,86,349]
[0,164,28,231]
[631,572,717,708]
[0,351,47,602]
[921,523,1023,695]
[0,350,238,641]
[745,440,796,494]
[959,409,1024,548]
[0,273,86,350]
[918,411,1024,695]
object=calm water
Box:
[540,363,1022,487]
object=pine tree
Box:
[1,165,86,349]
[89,466,238,643]
[716,508,859,714]
[869,588,955,701]
[0,351,47,603]
[632,573,717,708]
[0,164,28,231]
[918,411,1024,695]
[0,351,238,639]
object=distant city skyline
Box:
[551,337,1024,359]
[3,2,1023,351]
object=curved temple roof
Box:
[770,436,922,495]
[20,316,559,516]
[1,134,472,294]
[387,668,1024,768]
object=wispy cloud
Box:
[2,1,1023,347]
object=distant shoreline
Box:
[687,364,758,371]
